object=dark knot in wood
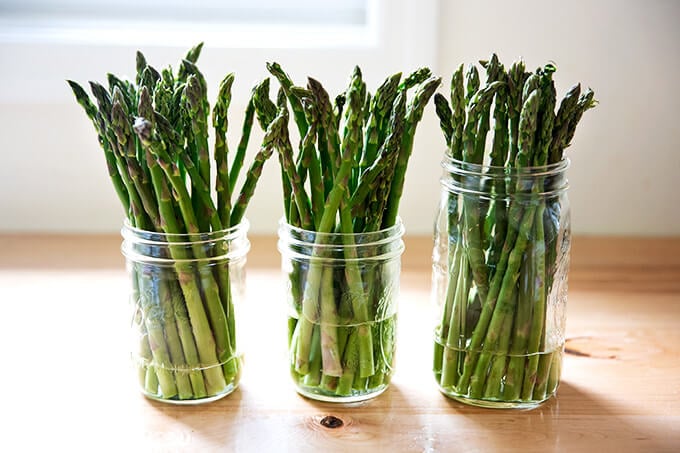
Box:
[320,415,344,429]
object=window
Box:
[0,0,371,47]
[1,0,367,25]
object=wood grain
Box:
[0,234,678,452]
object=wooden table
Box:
[1,235,678,452]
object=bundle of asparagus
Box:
[432,55,596,406]
[67,44,275,402]
[261,64,440,400]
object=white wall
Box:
[0,0,678,236]
[437,0,680,236]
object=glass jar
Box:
[278,219,405,402]
[121,221,250,404]
[431,157,570,409]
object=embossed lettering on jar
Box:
[121,221,249,404]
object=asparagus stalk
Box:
[359,73,401,178]
[184,74,212,231]
[355,91,407,229]
[433,64,469,377]
[382,76,441,228]
[229,98,255,190]
[465,64,480,104]
[560,88,597,160]
[434,93,453,148]
[474,55,503,160]
[213,73,235,227]
[450,64,466,159]
[112,95,179,398]
[456,88,540,394]
[287,69,364,375]
[134,117,231,392]
[67,81,130,214]
[136,89,199,399]
[507,60,528,165]
[457,81,505,313]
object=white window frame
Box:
[0,0,439,104]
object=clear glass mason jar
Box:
[121,221,250,404]
[431,156,570,409]
[278,219,405,402]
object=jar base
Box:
[439,388,554,410]
[295,384,388,403]
[141,381,239,405]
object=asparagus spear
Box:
[67,81,130,214]
[297,100,324,225]
[456,88,540,394]
[534,65,557,166]
[111,98,161,230]
[184,42,204,64]
[382,76,441,228]
[350,91,407,221]
[229,98,256,190]
[177,43,204,82]
[274,106,315,230]
[434,93,453,147]
[450,64,466,159]
[308,76,342,186]
[135,51,147,86]
[562,88,597,155]
[184,74,212,231]
[135,88,202,398]
[288,68,365,375]
[474,54,503,160]
[212,73,235,227]
[507,59,528,165]
[399,67,432,91]
[267,62,308,137]
[465,64,480,104]
[134,116,234,389]
[359,73,401,178]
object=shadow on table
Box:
[441,380,676,451]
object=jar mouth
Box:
[441,155,570,177]
[277,218,406,262]
[278,218,405,242]
[440,155,570,198]
[120,219,251,263]
[121,219,250,246]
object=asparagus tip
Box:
[66,79,84,93]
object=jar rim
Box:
[277,217,405,262]
[121,219,250,264]
[121,219,250,246]
[442,155,570,176]
[278,217,405,242]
